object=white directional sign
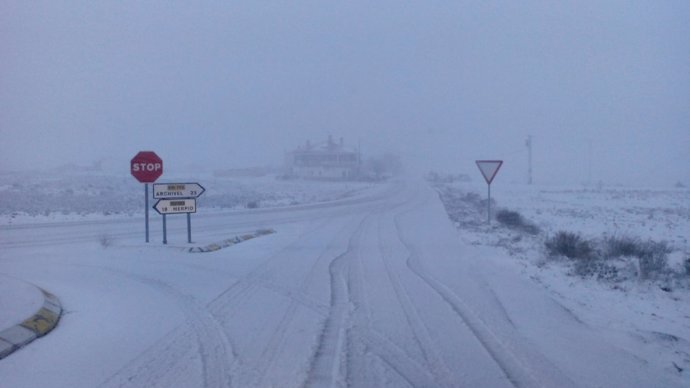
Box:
[153,183,205,199]
[154,199,197,215]
[475,160,503,184]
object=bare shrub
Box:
[246,201,259,209]
[435,187,488,229]
[573,259,619,280]
[426,172,471,183]
[547,233,673,281]
[545,231,594,260]
[462,192,482,203]
[495,209,520,224]
[604,236,644,258]
[99,234,113,248]
[495,209,540,235]
[637,241,671,280]
[604,236,670,280]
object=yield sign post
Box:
[131,151,163,243]
[475,160,503,224]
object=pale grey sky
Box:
[2,1,689,185]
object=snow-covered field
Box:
[0,170,377,225]
[1,170,689,387]
[433,177,690,381]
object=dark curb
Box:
[187,229,276,253]
[0,289,62,360]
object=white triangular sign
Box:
[476,160,503,184]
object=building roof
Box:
[291,137,358,154]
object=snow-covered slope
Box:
[0,172,688,387]
[433,178,690,385]
[0,170,377,225]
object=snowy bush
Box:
[603,236,645,258]
[544,233,673,281]
[573,259,620,280]
[99,234,113,248]
[426,171,471,183]
[636,241,671,280]
[461,192,482,206]
[545,231,594,260]
[603,236,670,280]
[433,186,487,229]
[0,171,378,220]
[495,209,540,235]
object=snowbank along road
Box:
[0,178,682,387]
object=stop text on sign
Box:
[132,162,162,172]
[130,151,164,183]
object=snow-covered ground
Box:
[0,170,377,225]
[1,170,689,387]
[0,274,44,330]
[433,177,690,382]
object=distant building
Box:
[285,136,360,180]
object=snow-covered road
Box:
[0,178,682,387]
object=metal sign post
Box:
[475,160,503,224]
[145,184,149,243]
[488,183,492,224]
[187,213,192,244]
[154,198,198,244]
[162,214,167,244]
[153,183,205,244]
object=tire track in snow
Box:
[246,217,357,387]
[376,211,457,387]
[99,218,332,387]
[344,216,376,387]
[348,213,440,387]
[393,206,580,388]
[304,213,384,387]
[358,329,439,387]
[207,218,332,311]
[188,216,354,386]
[204,217,336,381]
[94,266,234,388]
[303,236,355,387]
[305,206,441,388]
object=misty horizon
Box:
[2,2,689,186]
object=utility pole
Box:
[587,139,592,186]
[526,135,533,185]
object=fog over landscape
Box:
[3,3,690,387]
[2,1,689,185]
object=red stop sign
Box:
[131,151,163,183]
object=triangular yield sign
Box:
[476,160,503,184]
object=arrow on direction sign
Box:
[475,160,503,185]
[154,199,197,215]
[153,183,205,199]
